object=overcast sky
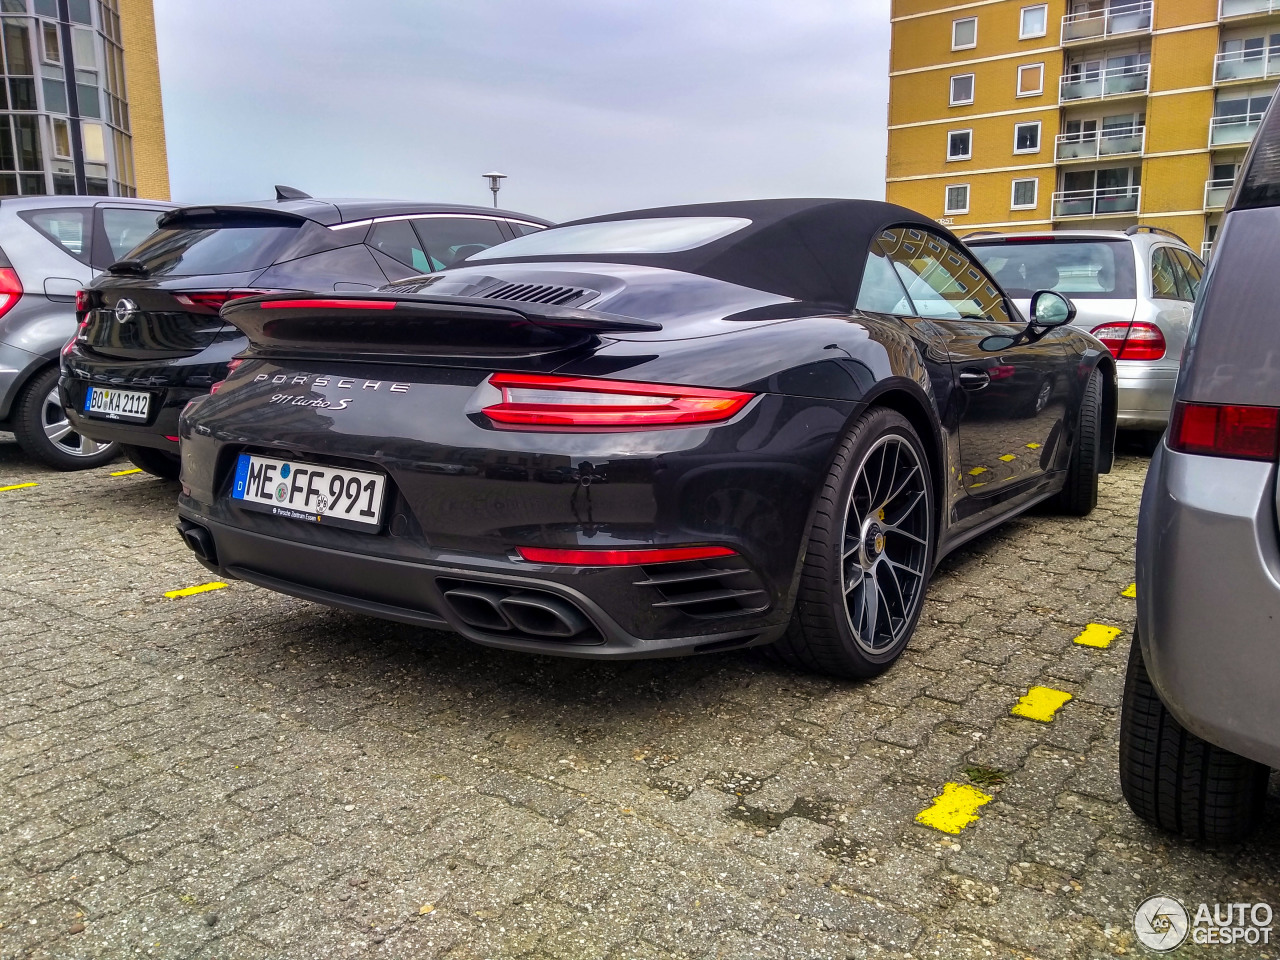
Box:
[153,0,891,223]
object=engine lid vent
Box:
[483,282,596,306]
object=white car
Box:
[966,226,1203,436]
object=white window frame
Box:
[1019,4,1048,40]
[952,16,978,51]
[944,183,971,215]
[947,128,973,161]
[1010,177,1039,209]
[1016,62,1044,97]
[950,73,975,106]
[1013,120,1041,155]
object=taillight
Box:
[62,318,89,356]
[259,299,395,310]
[516,545,736,565]
[174,290,276,312]
[75,288,90,313]
[483,373,754,431]
[1090,321,1166,361]
[1168,401,1280,461]
[208,358,244,396]
[0,266,23,319]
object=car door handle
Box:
[959,369,991,390]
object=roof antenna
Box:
[274,185,311,201]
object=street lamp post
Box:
[483,171,507,208]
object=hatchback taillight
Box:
[482,373,755,430]
[0,266,22,320]
[1090,321,1166,361]
[175,290,276,312]
[1168,401,1280,461]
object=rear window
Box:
[469,216,750,260]
[125,217,300,276]
[968,239,1136,299]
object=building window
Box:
[50,117,70,158]
[1020,4,1048,39]
[945,184,971,215]
[950,73,975,106]
[40,21,59,63]
[952,16,977,51]
[1017,63,1044,97]
[1011,178,1038,209]
[948,128,973,160]
[1014,121,1041,154]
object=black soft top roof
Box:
[473,198,942,308]
[158,198,552,229]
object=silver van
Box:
[967,227,1203,435]
[0,196,174,468]
[1123,98,1280,841]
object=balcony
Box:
[1205,177,1235,208]
[1055,125,1146,161]
[1210,111,1266,145]
[1052,186,1142,219]
[1059,63,1150,103]
[1220,0,1280,18]
[1214,49,1280,82]
[1062,2,1153,43]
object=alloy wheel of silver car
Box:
[41,384,110,458]
[840,434,931,655]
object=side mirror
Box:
[1029,290,1076,328]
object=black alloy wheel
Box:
[1053,368,1102,516]
[772,407,934,679]
[11,366,119,470]
[120,444,182,481]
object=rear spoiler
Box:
[221,292,660,360]
[157,206,314,229]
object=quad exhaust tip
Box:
[177,520,217,565]
[441,581,596,641]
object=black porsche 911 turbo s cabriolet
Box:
[174,199,1116,678]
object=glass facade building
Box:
[0,0,136,197]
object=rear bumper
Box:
[1116,364,1176,430]
[59,339,240,450]
[0,340,41,422]
[176,512,789,659]
[1136,443,1280,769]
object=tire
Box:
[770,407,934,679]
[10,366,119,470]
[1119,638,1270,843]
[1053,367,1101,516]
[121,444,181,481]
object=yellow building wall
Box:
[119,0,170,200]
[887,0,1230,245]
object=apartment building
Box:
[886,0,1276,257]
[0,0,169,199]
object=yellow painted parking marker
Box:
[1026,442,1041,449]
[968,467,987,476]
[1074,623,1122,648]
[998,454,1016,462]
[916,783,992,834]
[164,582,227,599]
[1122,583,1136,598]
[0,482,37,492]
[1011,686,1073,723]
[110,468,143,477]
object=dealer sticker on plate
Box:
[230,453,386,531]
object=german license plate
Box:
[84,386,150,421]
[230,453,386,531]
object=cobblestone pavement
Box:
[1,436,1277,960]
